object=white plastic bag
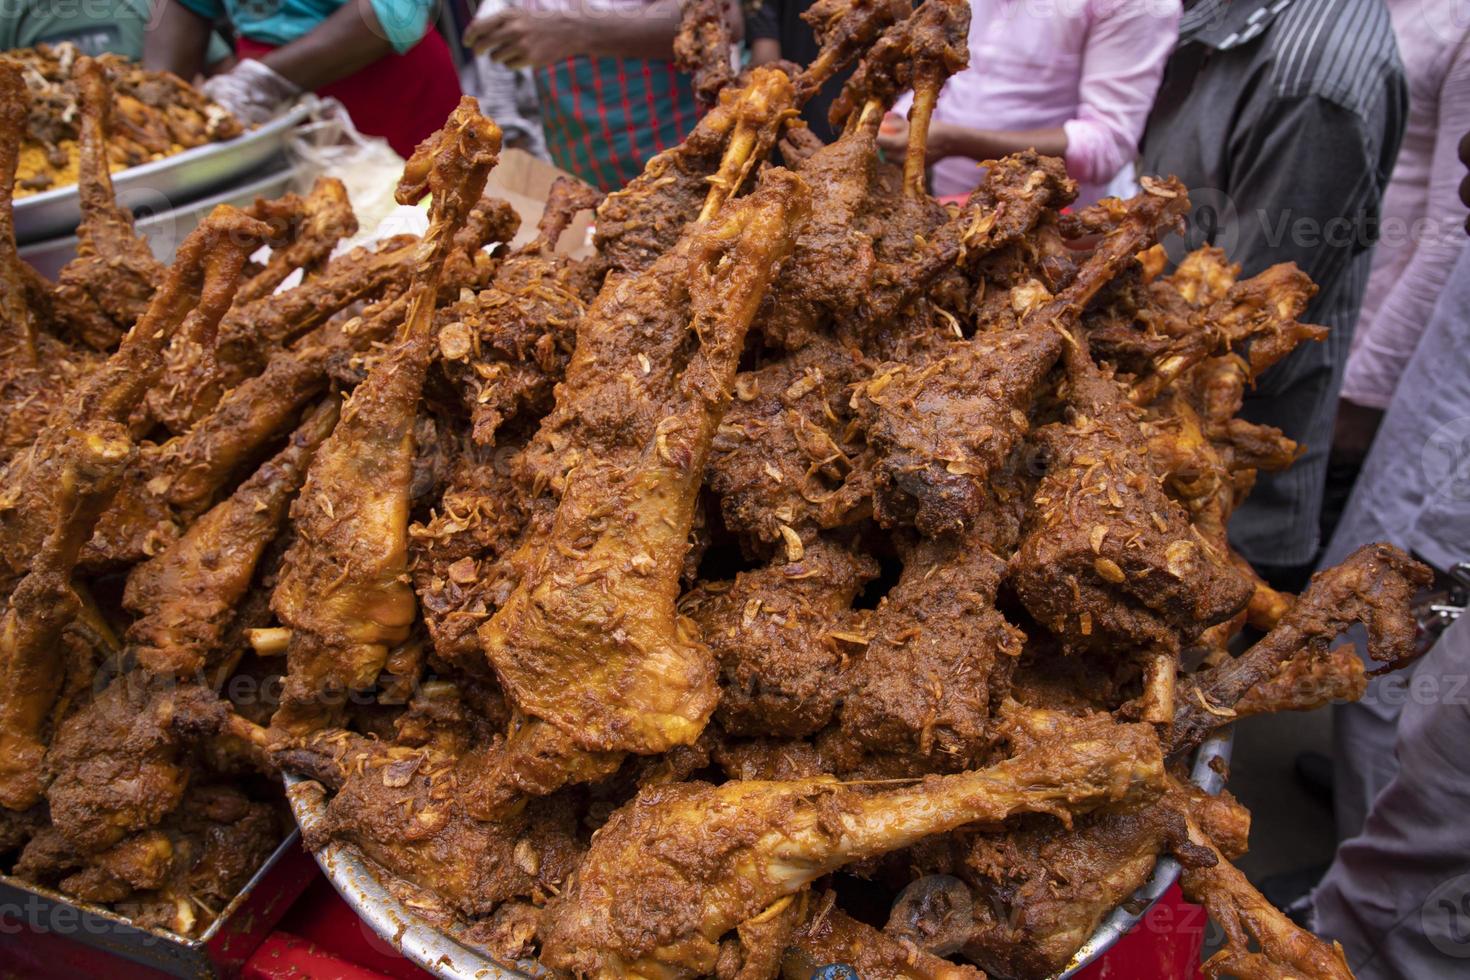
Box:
[285,96,408,245]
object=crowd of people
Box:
[4,0,1468,974]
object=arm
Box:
[190,0,433,121]
[750,38,781,64]
[256,0,396,91]
[876,111,1067,163]
[880,0,1179,183]
[1340,47,1470,409]
[1056,0,1179,186]
[142,0,214,80]
[465,0,685,67]
[927,123,1067,161]
[747,0,781,65]
[584,2,683,60]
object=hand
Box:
[1332,399,1384,465]
[200,58,301,125]
[465,9,583,69]
[1459,130,1468,234]
[877,114,964,160]
[876,112,908,159]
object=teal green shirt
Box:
[0,0,231,63]
[176,0,434,55]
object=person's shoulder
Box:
[1262,0,1403,111]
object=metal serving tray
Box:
[14,102,313,245]
[286,729,1233,979]
[19,163,298,278]
[0,828,317,978]
[284,777,536,980]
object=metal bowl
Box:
[14,102,313,245]
[286,729,1233,979]
[284,777,533,979]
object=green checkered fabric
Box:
[534,55,700,191]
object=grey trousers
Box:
[1312,614,1470,979]
[1319,246,1470,841]
[1331,628,1420,843]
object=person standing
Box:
[145,0,462,158]
[1329,0,1469,485]
[1140,0,1407,591]
[465,0,729,190]
[1310,606,1470,977]
[1303,126,1470,979]
[1311,124,1470,848]
[875,0,1180,206]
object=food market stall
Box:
[0,8,1424,978]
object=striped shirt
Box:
[1141,0,1408,568]
[533,55,699,191]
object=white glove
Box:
[201,59,303,125]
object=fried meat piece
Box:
[709,338,872,548]
[234,177,358,305]
[1179,796,1352,980]
[0,60,94,461]
[51,56,165,351]
[478,169,810,801]
[595,67,796,275]
[540,723,1165,977]
[757,128,883,352]
[271,100,502,734]
[409,436,531,675]
[157,234,420,433]
[681,537,876,737]
[793,0,909,105]
[435,179,601,447]
[789,896,984,980]
[3,206,268,561]
[1011,342,1254,657]
[854,326,1060,537]
[41,674,221,854]
[282,731,582,920]
[1007,185,1254,665]
[1172,543,1430,754]
[836,532,1025,769]
[0,424,133,810]
[830,0,969,196]
[675,0,735,105]
[123,401,337,679]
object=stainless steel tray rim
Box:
[19,164,298,277]
[287,729,1233,980]
[285,777,529,980]
[13,101,314,243]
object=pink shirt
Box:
[900,0,1180,205]
[1340,0,1470,410]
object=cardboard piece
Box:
[484,148,596,257]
